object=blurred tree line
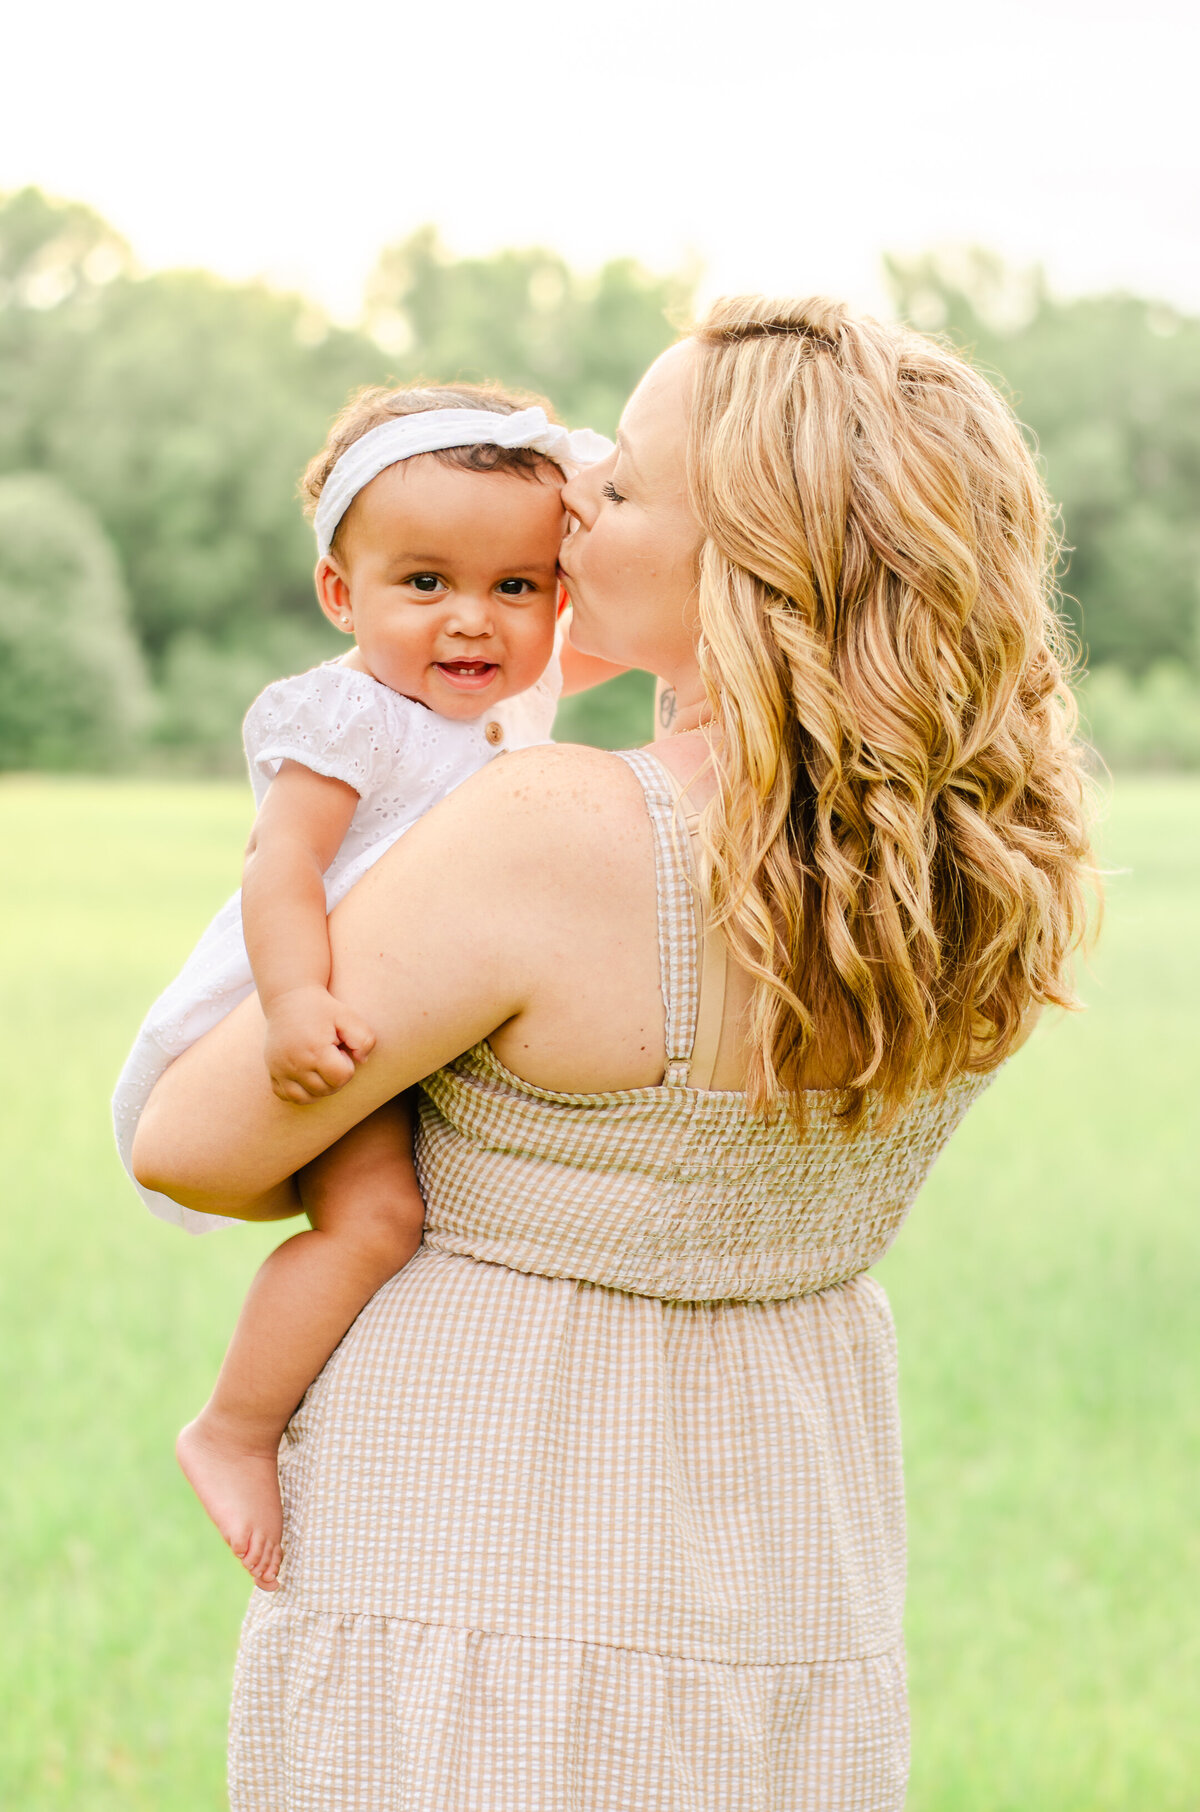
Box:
[884,248,1200,770]
[0,187,686,768]
[0,188,1196,771]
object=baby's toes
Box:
[240,1528,268,1576]
[254,1561,280,1593]
[228,1523,255,1564]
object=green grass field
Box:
[0,774,1196,1810]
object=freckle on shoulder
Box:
[491,741,637,800]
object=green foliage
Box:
[0,185,131,307]
[0,206,393,667]
[1,775,1197,1806]
[1080,662,1200,771]
[0,191,694,771]
[49,274,393,663]
[0,190,135,481]
[0,473,150,770]
[151,617,345,774]
[3,187,1198,771]
[553,669,656,750]
[886,249,1200,677]
[366,225,694,437]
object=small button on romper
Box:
[229,749,994,1811]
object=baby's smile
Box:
[323,457,565,722]
[434,658,501,693]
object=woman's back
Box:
[229,747,990,1811]
[468,735,853,1101]
[419,747,993,1304]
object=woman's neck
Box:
[655,679,711,738]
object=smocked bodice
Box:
[415,749,993,1303]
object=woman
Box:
[135,296,1094,1810]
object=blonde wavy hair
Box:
[688,295,1096,1123]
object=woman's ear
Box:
[315,557,354,634]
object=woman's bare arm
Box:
[132,743,653,1213]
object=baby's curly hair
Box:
[300,381,562,554]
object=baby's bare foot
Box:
[176,1414,284,1591]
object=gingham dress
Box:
[229,749,993,1812]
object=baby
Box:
[113,383,615,1589]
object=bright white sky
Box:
[3,0,1197,322]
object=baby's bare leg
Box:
[176,1096,424,1590]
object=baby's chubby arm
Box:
[242,760,375,1103]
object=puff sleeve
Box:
[242,665,403,806]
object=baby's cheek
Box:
[514,617,558,689]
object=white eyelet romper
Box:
[228,748,994,1812]
[111,656,561,1235]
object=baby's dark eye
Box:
[407,573,443,593]
[496,578,534,596]
[602,481,626,504]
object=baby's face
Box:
[320,456,566,720]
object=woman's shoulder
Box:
[464,739,649,814]
[414,741,654,888]
[335,741,660,1002]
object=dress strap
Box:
[615,749,699,1085]
[680,814,729,1094]
[653,761,729,1092]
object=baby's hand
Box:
[263,986,377,1104]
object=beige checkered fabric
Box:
[229,750,994,1810]
[623,750,700,1083]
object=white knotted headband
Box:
[314,406,614,558]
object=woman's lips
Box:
[435,660,499,691]
[556,561,577,599]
